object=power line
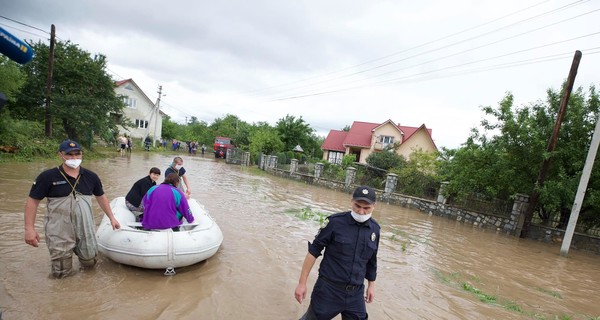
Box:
[271,24,600,100]
[262,2,597,99]
[0,21,48,39]
[0,15,48,34]
[246,0,588,96]
[273,46,600,101]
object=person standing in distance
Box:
[294,185,380,320]
[165,156,191,198]
[24,140,120,278]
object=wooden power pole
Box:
[44,24,56,137]
[520,50,582,238]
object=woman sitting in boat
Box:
[141,173,194,231]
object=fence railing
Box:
[447,194,513,217]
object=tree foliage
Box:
[441,85,600,228]
[276,114,314,152]
[0,55,26,103]
[12,40,125,147]
[248,125,284,155]
[391,149,441,199]
[365,149,406,171]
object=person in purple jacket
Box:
[141,173,194,231]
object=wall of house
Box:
[371,123,403,150]
[115,85,162,142]
[397,129,436,159]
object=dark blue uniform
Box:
[306,211,380,320]
[29,166,104,199]
[165,166,186,178]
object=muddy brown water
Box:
[1,153,599,319]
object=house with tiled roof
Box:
[321,120,437,164]
[114,79,166,145]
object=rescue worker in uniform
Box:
[295,185,380,320]
[24,140,120,278]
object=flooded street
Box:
[1,153,599,319]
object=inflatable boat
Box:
[96,197,223,272]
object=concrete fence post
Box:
[290,159,298,175]
[315,163,324,179]
[384,173,398,199]
[509,193,530,235]
[437,181,449,204]
[259,154,266,170]
[244,152,251,166]
[271,156,278,169]
[345,167,356,188]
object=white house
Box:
[114,79,165,145]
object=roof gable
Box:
[320,130,348,152]
[114,78,155,107]
[401,124,437,149]
[344,121,378,147]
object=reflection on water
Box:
[1,153,599,319]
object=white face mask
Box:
[64,159,82,169]
[175,164,183,170]
[350,210,372,223]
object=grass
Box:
[285,207,329,228]
[432,269,596,319]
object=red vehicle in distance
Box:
[214,136,233,159]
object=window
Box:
[327,151,344,165]
[135,119,148,129]
[123,96,137,109]
[379,135,394,148]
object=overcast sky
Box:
[2,0,599,149]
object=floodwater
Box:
[1,153,599,320]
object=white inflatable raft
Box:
[96,197,223,270]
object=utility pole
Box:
[520,50,582,238]
[561,109,600,257]
[153,85,163,147]
[44,24,55,137]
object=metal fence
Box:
[447,194,513,217]
[532,212,600,237]
[225,148,244,165]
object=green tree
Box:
[248,125,284,155]
[12,40,125,146]
[365,149,406,171]
[210,114,246,143]
[276,114,314,153]
[441,85,600,228]
[0,55,26,103]
[392,149,441,198]
[161,115,181,140]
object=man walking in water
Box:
[295,185,380,319]
[24,140,120,278]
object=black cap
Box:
[59,140,81,153]
[352,185,377,204]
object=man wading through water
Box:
[24,140,120,278]
[295,185,380,320]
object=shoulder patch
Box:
[328,212,347,220]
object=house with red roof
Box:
[114,79,166,144]
[321,120,437,164]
